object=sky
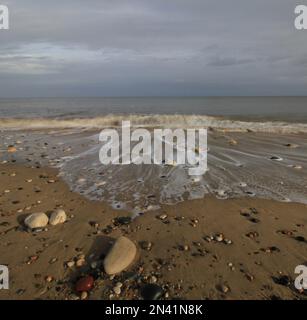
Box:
[0,0,306,97]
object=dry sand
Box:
[0,163,307,300]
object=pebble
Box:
[229,139,238,145]
[140,284,163,300]
[284,143,298,148]
[66,261,75,268]
[249,217,260,224]
[221,285,230,293]
[224,239,232,245]
[295,236,306,242]
[7,146,17,153]
[27,255,39,264]
[215,234,224,242]
[273,275,291,287]
[49,209,67,226]
[140,241,152,251]
[217,189,227,198]
[246,274,254,281]
[49,257,57,264]
[158,214,168,220]
[80,291,88,300]
[246,231,259,238]
[115,216,132,225]
[76,258,86,267]
[270,156,283,161]
[113,286,121,295]
[293,165,303,170]
[24,212,49,229]
[75,276,94,292]
[279,230,293,236]
[103,236,137,275]
[45,275,53,283]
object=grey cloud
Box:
[207,56,256,67]
[0,0,306,97]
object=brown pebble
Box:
[75,276,94,292]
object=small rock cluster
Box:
[204,233,233,245]
[24,209,67,230]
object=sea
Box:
[1,96,307,212]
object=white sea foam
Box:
[1,114,307,133]
[1,118,307,210]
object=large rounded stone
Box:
[49,209,67,225]
[103,236,137,275]
[24,212,49,229]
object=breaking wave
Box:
[1,114,307,133]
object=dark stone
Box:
[240,213,250,217]
[140,284,163,300]
[270,246,280,252]
[272,275,291,287]
[16,289,25,295]
[115,216,132,226]
[295,236,306,242]
[249,218,260,223]
[90,270,102,280]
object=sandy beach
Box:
[0,161,307,300]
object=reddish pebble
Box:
[75,276,94,292]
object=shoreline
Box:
[0,163,307,300]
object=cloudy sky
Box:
[0,0,306,97]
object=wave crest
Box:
[1,114,307,133]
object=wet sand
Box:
[1,129,307,212]
[0,163,307,300]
